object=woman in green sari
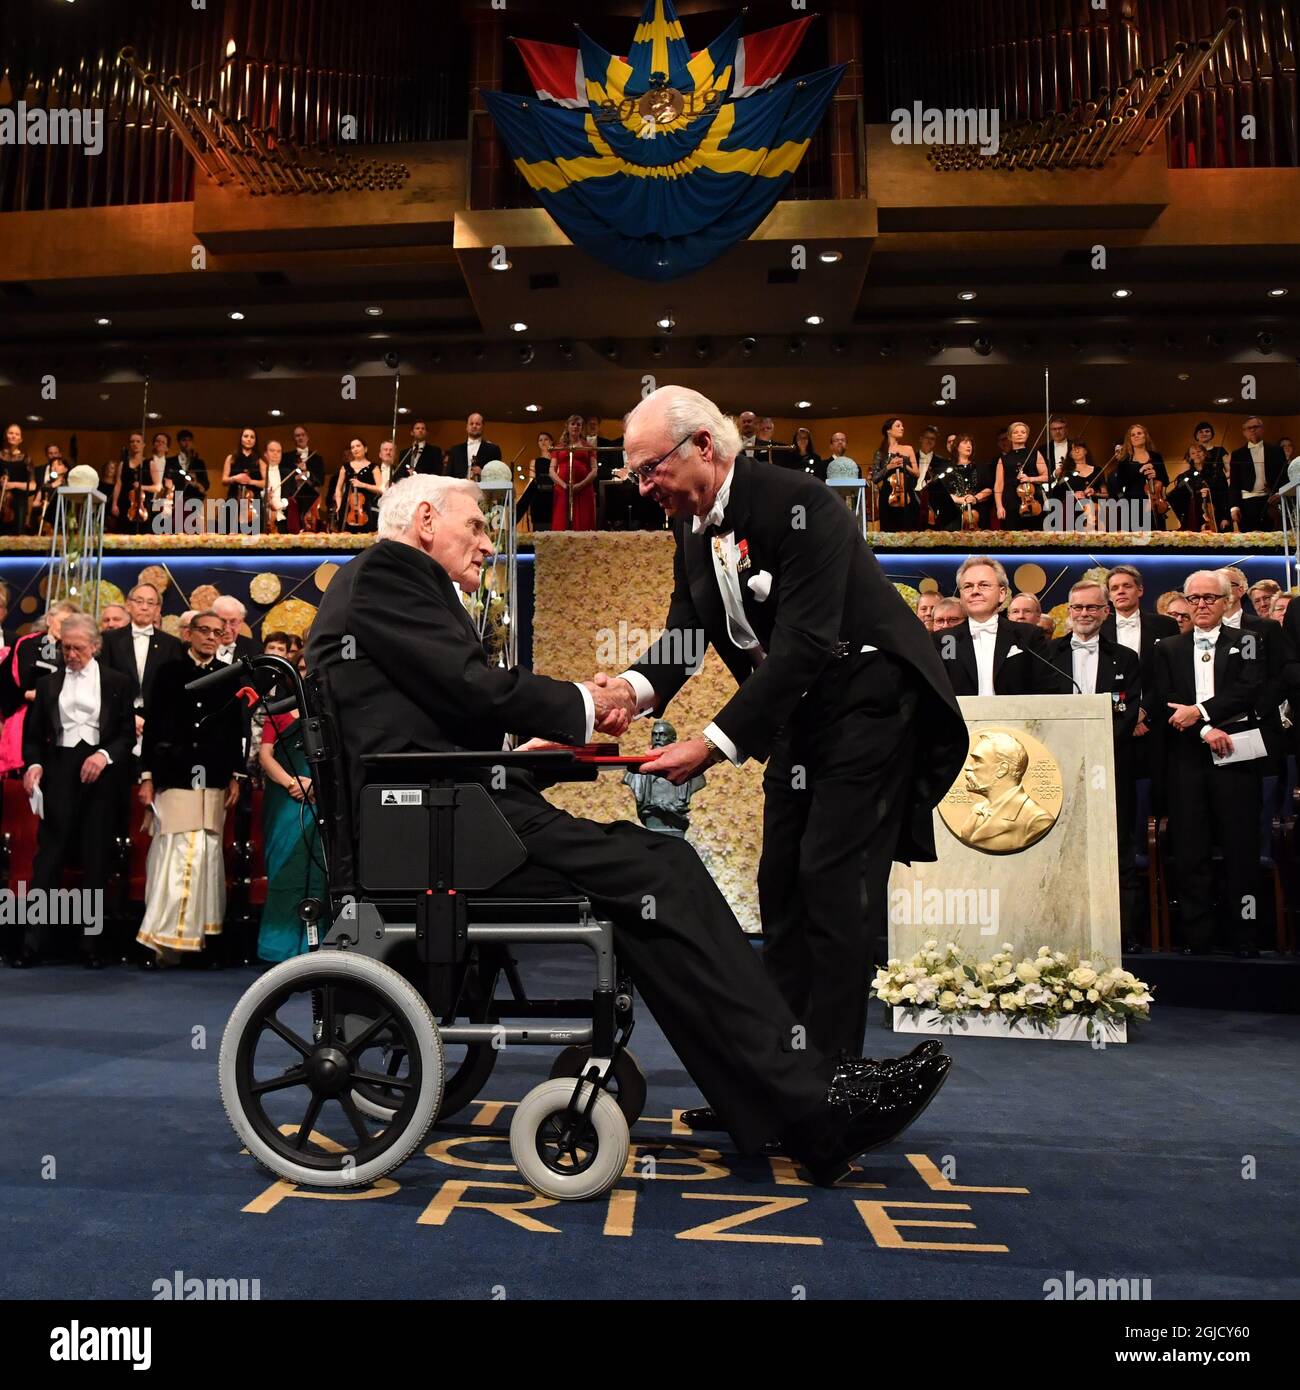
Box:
[256,654,325,963]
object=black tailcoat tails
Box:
[306,538,836,1153]
[628,456,969,1057]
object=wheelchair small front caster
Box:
[548,1045,647,1124]
[510,1078,629,1201]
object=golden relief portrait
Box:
[938,728,1062,854]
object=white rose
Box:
[1062,997,1074,1011]
[937,990,960,1013]
[1070,988,1083,1001]
[1086,987,1100,1002]
[901,983,918,1001]
[1069,966,1098,989]
[1016,962,1041,984]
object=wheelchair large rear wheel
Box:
[510,1078,628,1201]
[219,952,443,1188]
[548,1046,646,1124]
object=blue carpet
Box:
[2,950,1297,1301]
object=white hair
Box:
[212,595,246,619]
[59,614,102,650]
[378,474,481,536]
[1189,568,1231,598]
[625,385,742,468]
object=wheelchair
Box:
[206,655,647,1201]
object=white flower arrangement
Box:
[872,940,1154,1038]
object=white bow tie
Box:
[1117,614,1140,627]
[133,627,153,638]
[970,619,999,636]
[692,497,728,535]
[1071,638,1098,652]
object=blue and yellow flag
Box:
[484,2,843,281]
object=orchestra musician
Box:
[169,430,210,516]
[1171,442,1233,533]
[281,426,325,532]
[1112,423,1171,520]
[1,423,36,535]
[333,436,382,534]
[995,421,1049,531]
[1047,440,1107,532]
[871,417,920,528]
[395,419,443,480]
[947,434,993,530]
[108,431,146,533]
[550,414,597,531]
[28,442,69,536]
[221,428,267,530]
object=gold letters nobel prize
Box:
[938,727,1062,854]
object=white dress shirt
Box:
[1193,626,1221,731]
[1114,610,1142,656]
[217,642,237,665]
[968,616,999,696]
[130,623,153,707]
[1223,608,1242,629]
[57,660,109,759]
[1050,438,1070,468]
[1070,635,1099,694]
[1245,440,1267,497]
[617,465,752,764]
[466,438,480,469]
[916,451,933,490]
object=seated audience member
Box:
[1045,580,1143,946]
[136,611,245,970]
[100,604,130,631]
[1007,593,1041,625]
[1151,571,1266,956]
[915,591,939,632]
[18,616,133,968]
[1249,579,1281,619]
[931,597,964,632]
[935,557,1061,696]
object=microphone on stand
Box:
[1022,637,1081,694]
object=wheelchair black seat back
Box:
[202,653,645,1201]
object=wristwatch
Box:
[700,733,720,765]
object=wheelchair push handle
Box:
[185,653,309,720]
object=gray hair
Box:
[1068,579,1108,603]
[212,594,246,619]
[378,474,481,536]
[59,614,102,650]
[955,554,1010,591]
[1188,568,1231,598]
[625,385,742,469]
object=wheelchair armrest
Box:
[362,750,599,782]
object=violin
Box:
[960,498,981,531]
[126,467,145,523]
[1016,478,1043,517]
[301,495,324,532]
[886,454,908,508]
[345,472,368,529]
[0,474,13,529]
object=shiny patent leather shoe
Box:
[802,1052,952,1188]
[835,1040,943,1080]
[679,1106,724,1132]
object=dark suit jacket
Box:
[23,663,134,771]
[1149,628,1266,766]
[140,656,246,791]
[445,439,502,479]
[1112,454,1170,502]
[1044,634,1141,743]
[1100,610,1178,695]
[306,538,588,827]
[101,624,183,712]
[1228,443,1287,507]
[395,442,444,480]
[1229,611,1285,754]
[934,615,1061,696]
[627,457,967,863]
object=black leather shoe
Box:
[679,1106,724,1132]
[836,1041,943,1080]
[800,1053,953,1187]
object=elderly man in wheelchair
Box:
[212,475,950,1202]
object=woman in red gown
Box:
[550,413,597,531]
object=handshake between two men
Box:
[578,673,716,785]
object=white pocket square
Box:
[747,570,773,601]
[1228,647,1240,655]
[1007,645,1023,657]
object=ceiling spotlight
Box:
[656,312,675,332]
[1177,372,1190,381]
[398,406,410,415]
[491,257,512,272]
[1073,397,1089,406]
[511,321,528,333]
[1215,396,1233,404]
[365,306,384,317]
[795,399,812,409]
[383,350,400,369]
[26,414,43,423]
[228,310,245,320]
[269,409,282,418]
[95,316,111,326]
[932,399,947,407]
[525,403,540,413]
[1112,288,1132,299]
[740,336,757,356]
[98,392,109,401]
[972,336,993,356]
[694,336,712,359]
[1268,288,1288,297]
[146,412,161,421]
[958,291,977,301]
[819,250,842,264]
[517,343,535,365]
[649,338,667,358]
[368,332,390,341]
[804,314,824,326]
[601,340,620,361]
[1255,330,1275,353]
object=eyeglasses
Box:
[1068,603,1106,613]
[193,624,224,636]
[958,581,999,593]
[626,431,697,485]
[1183,594,1225,605]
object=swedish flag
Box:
[484,2,843,282]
